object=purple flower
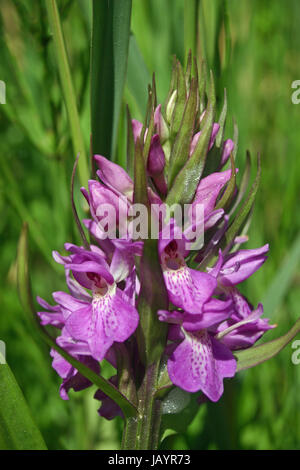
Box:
[220,139,234,168]
[158,280,274,401]
[157,237,274,401]
[214,288,275,350]
[158,310,236,401]
[36,56,275,420]
[94,376,123,420]
[191,169,237,220]
[213,244,269,286]
[56,245,140,361]
[159,223,217,314]
[94,154,134,200]
[190,123,220,155]
[37,292,101,400]
[51,330,100,400]
[147,134,168,195]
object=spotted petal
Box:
[66,288,139,361]
[167,329,236,401]
[163,267,217,314]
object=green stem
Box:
[46,0,89,186]
[121,362,162,450]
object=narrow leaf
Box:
[71,156,90,250]
[133,138,149,208]
[91,0,132,160]
[166,74,215,205]
[215,152,236,210]
[262,233,300,316]
[235,318,300,372]
[215,88,227,148]
[229,150,251,216]
[225,153,261,246]
[46,0,89,186]
[0,363,47,450]
[170,61,187,136]
[168,78,198,187]
[127,34,151,117]
[126,106,135,178]
[184,0,199,67]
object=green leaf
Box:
[0,362,47,450]
[46,0,89,186]
[215,88,227,148]
[161,391,200,435]
[225,153,261,246]
[168,78,198,187]
[215,152,236,210]
[229,150,251,216]
[262,233,300,316]
[202,88,227,176]
[126,34,151,118]
[184,0,199,67]
[91,0,132,160]
[166,72,215,206]
[235,318,300,372]
[126,106,135,178]
[143,104,155,164]
[170,61,187,136]
[133,137,149,208]
[162,387,191,415]
[16,224,138,420]
[223,0,232,70]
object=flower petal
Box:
[168,330,236,401]
[163,267,217,314]
[94,155,133,199]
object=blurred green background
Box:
[0,0,300,449]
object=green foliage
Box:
[91,0,132,160]
[0,361,47,449]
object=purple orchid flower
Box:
[213,288,276,350]
[158,281,274,401]
[191,168,238,220]
[158,309,236,402]
[212,244,269,286]
[36,57,280,441]
[53,245,139,361]
[159,222,217,314]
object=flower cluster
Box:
[38,60,274,415]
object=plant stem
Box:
[121,362,162,450]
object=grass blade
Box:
[46,0,89,186]
[0,361,47,450]
[262,233,300,316]
[235,318,300,372]
[91,0,132,161]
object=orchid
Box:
[31,56,299,451]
